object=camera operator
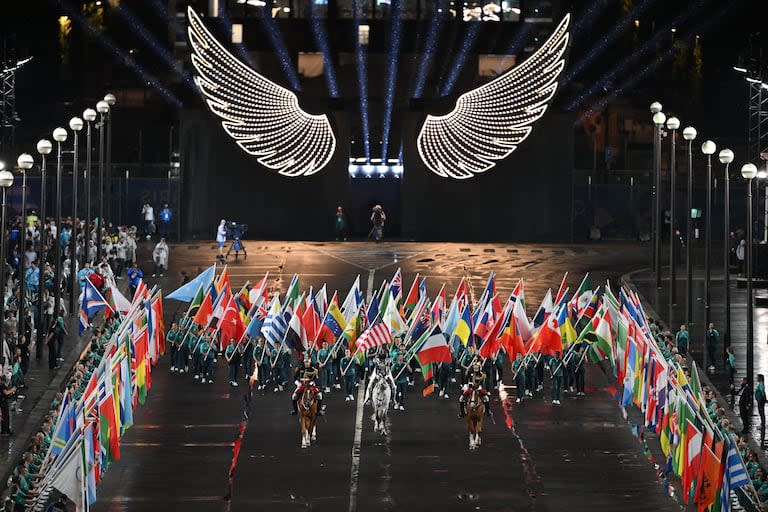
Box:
[216,220,227,259]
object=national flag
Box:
[192,292,214,327]
[383,295,408,336]
[342,306,364,352]
[80,279,111,334]
[403,274,421,318]
[510,279,526,310]
[473,300,494,340]
[356,322,393,352]
[512,293,533,342]
[284,273,301,311]
[422,363,436,397]
[531,289,553,329]
[695,443,723,511]
[50,438,85,511]
[454,278,469,310]
[301,302,321,342]
[249,272,270,308]
[319,301,347,343]
[216,266,231,295]
[442,297,460,335]
[682,419,703,501]
[261,296,287,347]
[98,360,120,465]
[209,286,232,328]
[481,272,496,304]
[366,292,380,324]
[167,264,216,302]
[453,305,473,346]
[132,279,149,304]
[151,293,166,356]
[417,325,452,365]
[389,268,402,301]
[554,272,568,304]
[341,275,363,321]
[50,393,74,456]
[527,314,562,356]
[134,327,149,405]
[219,296,246,345]
[479,304,510,358]
[724,437,750,490]
[187,283,205,316]
[108,283,132,314]
[430,285,446,326]
[285,309,308,352]
[570,273,592,314]
[499,312,525,359]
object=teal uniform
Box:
[549,355,564,402]
[392,361,410,408]
[340,355,358,397]
[318,346,332,389]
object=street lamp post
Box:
[53,127,68,317]
[36,139,52,354]
[68,117,83,317]
[83,108,96,267]
[683,126,697,326]
[742,162,758,392]
[666,117,680,314]
[651,103,665,288]
[16,153,34,344]
[104,94,116,229]
[96,101,109,261]
[701,140,716,372]
[0,169,14,328]
[719,149,734,365]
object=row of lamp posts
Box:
[0,94,115,349]
[651,101,758,392]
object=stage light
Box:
[733,66,747,73]
[187,8,336,176]
[440,22,483,96]
[150,0,184,37]
[417,14,570,179]
[258,10,301,91]
[412,0,448,99]
[308,6,339,97]
[381,0,404,161]
[353,1,371,159]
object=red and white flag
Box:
[356,322,393,352]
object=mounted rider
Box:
[459,359,492,417]
[364,351,396,404]
[291,355,325,415]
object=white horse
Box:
[371,376,392,435]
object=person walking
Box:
[739,377,753,433]
[0,375,16,436]
[512,353,526,403]
[726,346,737,392]
[334,206,348,241]
[549,351,564,405]
[706,323,720,373]
[392,353,411,410]
[756,374,766,428]
[675,324,689,357]
[141,202,155,240]
[369,205,386,242]
[158,203,172,240]
[152,238,169,277]
[340,348,358,401]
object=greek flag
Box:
[261,297,288,347]
[725,438,750,489]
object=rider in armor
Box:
[459,360,492,417]
[364,351,396,404]
[291,356,325,415]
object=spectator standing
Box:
[675,324,689,357]
[756,374,766,428]
[152,238,169,277]
[0,375,16,436]
[141,202,155,240]
[158,203,172,240]
[216,220,227,259]
[127,262,143,298]
[334,206,348,241]
[706,322,720,373]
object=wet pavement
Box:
[87,241,679,512]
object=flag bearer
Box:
[512,353,526,403]
[460,345,478,384]
[574,352,586,396]
[254,339,269,390]
[318,341,332,393]
[167,322,180,371]
[189,327,203,378]
[525,356,536,396]
[225,340,240,387]
[340,348,358,401]
[549,351,564,405]
[203,335,217,384]
[198,334,211,383]
[240,339,254,381]
[437,359,454,399]
[392,353,411,410]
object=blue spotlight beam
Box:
[561,0,656,85]
[114,3,197,92]
[309,8,339,97]
[411,1,447,99]
[570,0,611,38]
[566,0,711,111]
[577,1,743,125]
[440,22,483,97]
[150,0,185,38]
[217,7,259,69]
[56,0,182,108]
[259,13,301,90]
[353,0,370,159]
[503,23,534,56]
[381,0,403,161]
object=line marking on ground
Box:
[349,379,366,512]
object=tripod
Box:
[225,237,247,260]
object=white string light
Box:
[417,13,570,179]
[187,7,336,177]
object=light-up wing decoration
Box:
[187,7,336,177]
[417,14,570,179]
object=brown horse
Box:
[465,386,485,450]
[299,385,318,448]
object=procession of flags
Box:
[39,282,166,511]
[52,261,760,511]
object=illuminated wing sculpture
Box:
[187,7,336,177]
[417,14,570,179]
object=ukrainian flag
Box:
[453,305,473,346]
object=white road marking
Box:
[349,376,366,512]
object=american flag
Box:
[355,322,392,351]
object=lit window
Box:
[358,25,370,45]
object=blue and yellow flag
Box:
[453,305,473,346]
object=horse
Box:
[298,384,318,448]
[371,376,392,435]
[465,386,485,450]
